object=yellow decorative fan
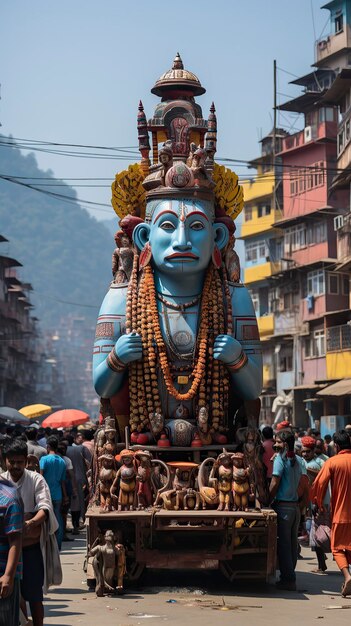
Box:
[213,163,244,220]
[111,163,146,219]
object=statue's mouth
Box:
[165,252,199,261]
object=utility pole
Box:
[273,60,277,211]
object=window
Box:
[280,354,293,372]
[307,221,327,245]
[338,129,344,154]
[289,163,324,196]
[335,13,343,33]
[314,330,325,357]
[305,329,325,358]
[284,225,307,253]
[343,275,349,296]
[245,240,268,263]
[319,107,335,123]
[327,324,351,352]
[245,206,252,221]
[307,269,325,296]
[258,204,271,218]
[328,273,339,295]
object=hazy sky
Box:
[1,0,330,221]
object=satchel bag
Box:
[313,511,331,553]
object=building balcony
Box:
[325,324,351,379]
[281,122,337,154]
[258,314,274,339]
[274,308,301,335]
[336,216,351,267]
[302,293,349,321]
[315,25,351,66]
[286,241,336,268]
[244,261,281,284]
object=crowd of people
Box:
[0,419,351,625]
[261,421,351,595]
[0,423,96,626]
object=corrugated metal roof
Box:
[317,379,351,396]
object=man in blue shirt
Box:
[0,476,23,626]
[40,436,67,550]
[269,429,309,590]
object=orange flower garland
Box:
[144,264,213,402]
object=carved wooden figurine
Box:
[213,450,233,512]
[112,230,134,284]
[198,457,219,509]
[231,452,250,511]
[102,417,118,458]
[173,467,200,511]
[90,530,126,596]
[243,427,268,507]
[149,410,164,442]
[196,406,212,445]
[135,450,153,510]
[111,449,136,511]
[98,454,116,512]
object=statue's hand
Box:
[115,332,142,364]
[213,334,242,365]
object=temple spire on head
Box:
[205,102,217,168]
[172,52,184,70]
[137,100,150,176]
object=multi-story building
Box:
[261,0,351,430]
[310,0,351,431]
[240,130,287,421]
[0,235,41,407]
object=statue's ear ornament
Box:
[139,242,152,269]
[212,245,222,270]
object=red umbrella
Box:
[42,409,89,429]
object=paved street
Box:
[43,535,351,626]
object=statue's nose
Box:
[173,224,191,251]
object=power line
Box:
[0,174,114,214]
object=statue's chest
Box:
[158,307,198,358]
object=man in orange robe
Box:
[311,431,351,597]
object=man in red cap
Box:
[276,420,291,432]
[301,436,328,574]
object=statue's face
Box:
[160,153,170,165]
[121,236,130,247]
[123,455,133,466]
[133,200,229,278]
[141,200,226,276]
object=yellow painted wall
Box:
[241,207,278,238]
[263,363,274,386]
[258,314,274,338]
[244,261,281,284]
[241,171,276,238]
[326,351,351,379]
[241,171,275,203]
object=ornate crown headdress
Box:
[111,54,243,223]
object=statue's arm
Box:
[213,284,262,400]
[93,286,142,397]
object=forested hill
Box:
[0,137,118,328]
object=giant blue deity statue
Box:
[93,54,262,447]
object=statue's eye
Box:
[190,221,204,231]
[160,221,175,231]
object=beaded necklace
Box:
[156,292,201,312]
[125,254,232,435]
